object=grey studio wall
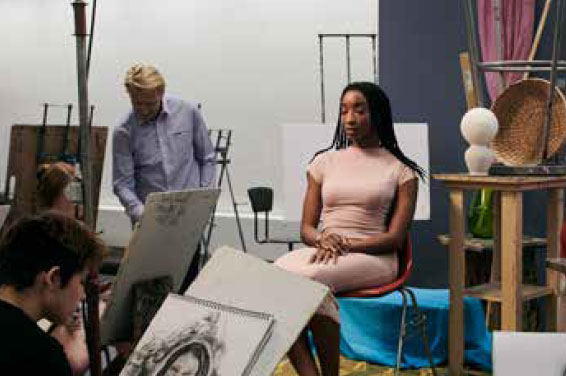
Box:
[380,1,566,288]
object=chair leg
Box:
[395,289,408,376]
[405,288,437,376]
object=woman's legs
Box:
[310,314,340,376]
[288,328,320,376]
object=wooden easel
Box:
[3,124,107,220]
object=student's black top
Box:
[0,299,72,375]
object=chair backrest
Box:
[396,235,413,285]
[247,187,273,213]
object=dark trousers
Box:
[179,244,201,294]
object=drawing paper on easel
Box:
[121,294,274,376]
[186,246,330,376]
[101,189,220,345]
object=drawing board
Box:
[186,246,329,376]
[101,188,220,345]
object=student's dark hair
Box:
[313,81,425,179]
[0,212,105,290]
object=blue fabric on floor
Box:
[338,287,492,370]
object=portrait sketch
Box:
[121,294,274,376]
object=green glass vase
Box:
[468,188,494,239]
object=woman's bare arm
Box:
[300,172,323,246]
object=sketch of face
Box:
[156,342,212,376]
[163,352,198,375]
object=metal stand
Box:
[202,129,247,258]
[464,0,566,175]
[318,33,378,123]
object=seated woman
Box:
[37,162,81,219]
[275,82,424,376]
[36,162,91,374]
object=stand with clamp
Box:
[202,129,247,259]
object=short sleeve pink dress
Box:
[274,145,417,321]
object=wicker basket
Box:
[491,78,566,166]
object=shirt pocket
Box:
[170,130,193,160]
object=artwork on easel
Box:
[3,125,107,220]
[186,246,330,376]
[120,294,275,376]
[101,188,220,345]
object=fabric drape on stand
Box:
[477,0,536,100]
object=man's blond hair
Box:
[124,63,166,92]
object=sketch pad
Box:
[101,188,220,345]
[121,293,274,376]
[186,246,330,376]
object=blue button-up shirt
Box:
[112,95,216,222]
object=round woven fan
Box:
[491,78,566,166]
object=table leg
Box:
[449,189,465,376]
[500,191,522,331]
[547,188,564,331]
[486,192,501,328]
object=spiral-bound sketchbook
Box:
[187,246,330,376]
[101,189,220,345]
[120,293,275,376]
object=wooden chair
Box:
[336,237,437,376]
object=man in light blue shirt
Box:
[113,64,216,224]
[113,64,216,292]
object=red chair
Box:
[336,237,436,376]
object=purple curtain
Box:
[477,0,536,101]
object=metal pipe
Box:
[494,0,505,94]
[86,0,97,77]
[318,34,326,123]
[319,33,377,37]
[479,60,566,67]
[464,0,484,106]
[479,66,566,72]
[346,35,351,84]
[62,104,73,157]
[371,34,378,83]
[37,103,49,163]
[72,1,94,229]
[71,1,100,375]
[542,0,565,160]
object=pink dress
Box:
[275,146,416,322]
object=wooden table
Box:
[434,174,566,376]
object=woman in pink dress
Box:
[275,82,424,376]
